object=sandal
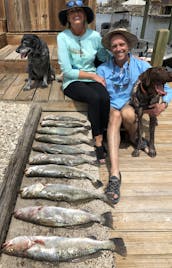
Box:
[105,173,121,204]
[95,146,106,164]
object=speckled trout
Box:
[35,134,93,146]
[42,115,87,123]
[25,164,102,188]
[14,206,113,228]
[20,183,112,205]
[2,236,127,262]
[32,143,95,156]
[29,153,96,166]
[37,126,89,136]
[41,120,90,129]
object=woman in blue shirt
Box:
[57,0,110,164]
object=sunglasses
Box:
[67,1,83,8]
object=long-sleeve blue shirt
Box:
[57,29,107,90]
[97,54,172,110]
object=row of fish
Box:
[2,114,127,263]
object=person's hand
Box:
[93,74,106,87]
[144,102,167,116]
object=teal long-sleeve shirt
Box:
[57,28,107,90]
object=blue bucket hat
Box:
[58,0,94,26]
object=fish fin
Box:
[101,212,113,229]
[110,238,127,257]
[70,252,102,263]
[93,180,103,188]
[87,236,97,240]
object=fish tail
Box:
[110,238,127,257]
[93,179,103,188]
[101,212,113,229]
[85,125,91,130]
[85,151,96,157]
[84,139,94,145]
[101,194,114,208]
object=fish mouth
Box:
[155,84,166,96]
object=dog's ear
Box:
[32,35,42,55]
[139,68,152,87]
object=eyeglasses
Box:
[67,0,83,8]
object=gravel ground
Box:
[0,101,31,186]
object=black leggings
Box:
[64,81,110,137]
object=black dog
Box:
[130,67,172,157]
[16,34,55,90]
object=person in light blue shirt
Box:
[57,0,110,164]
[97,28,172,204]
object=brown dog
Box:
[130,67,172,157]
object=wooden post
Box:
[151,29,169,67]
[168,10,172,44]
[140,0,150,39]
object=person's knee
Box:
[122,108,136,124]
[109,109,121,125]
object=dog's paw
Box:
[148,149,156,157]
[23,86,31,91]
[131,149,140,157]
[41,82,48,88]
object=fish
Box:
[14,206,113,228]
[35,134,93,146]
[42,115,87,123]
[25,164,102,188]
[37,126,89,136]
[29,153,96,166]
[41,120,90,129]
[2,236,127,262]
[32,142,95,156]
[20,182,112,205]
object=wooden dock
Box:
[0,33,172,267]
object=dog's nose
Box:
[16,48,19,53]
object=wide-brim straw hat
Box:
[102,28,138,50]
[58,0,94,26]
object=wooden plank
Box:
[49,81,64,101]
[41,101,88,112]
[0,45,14,59]
[2,73,27,100]
[116,256,172,267]
[0,104,42,249]
[111,212,172,231]
[121,182,172,196]
[0,73,18,97]
[33,83,51,102]
[51,46,57,60]
[16,87,36,101]
[112,232,172,255]
[111,196,172,213]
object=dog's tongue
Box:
[155,84,166,96]
[21,53,27,59]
